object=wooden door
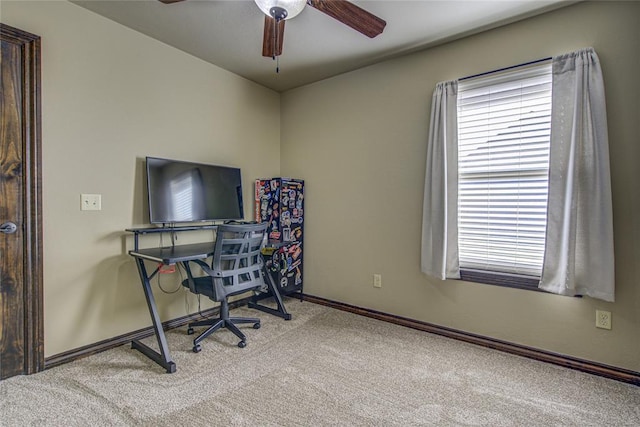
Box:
[0,23,43,380]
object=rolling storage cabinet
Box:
[253,177,304,299]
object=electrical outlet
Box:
[373,274,382,288]
[595,310,612,330]
[81,194,102,211]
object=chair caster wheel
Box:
[253,322,261,330]
[238,341,246,348]
[187,327,194,335]
[193,344,201,353]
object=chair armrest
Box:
[181,259,215,293]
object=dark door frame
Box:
[1,23,44,376]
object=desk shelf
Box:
[126,225,218,251]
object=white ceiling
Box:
[72,0,573,92]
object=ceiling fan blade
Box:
[158,0,186,4]
[309,0,386,38]
[262,16,286,58]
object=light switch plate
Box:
[81,194,102,211]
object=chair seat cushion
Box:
[182,276,260,301]
[182,277,216,299]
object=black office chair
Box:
[181,222,268,352]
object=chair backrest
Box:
[210,222,268,299]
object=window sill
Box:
[459,269,548,293]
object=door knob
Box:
[0,222,18,234]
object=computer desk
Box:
[128,242,214,373]
[127,227,290,373]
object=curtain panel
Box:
[420,81,460,280]
[538,47,615,301]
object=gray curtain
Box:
[539,48,615,301]
[421,80,460,280]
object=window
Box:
[422,48,614,300]
[456,63,552,287]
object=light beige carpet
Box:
[1,300,638,426]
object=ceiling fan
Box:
[159,0,386,58]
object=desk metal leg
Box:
[132,258,176,373]
[248,262,292,321]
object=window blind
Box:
[457,63,552,277]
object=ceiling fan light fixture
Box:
[254,0,307,21]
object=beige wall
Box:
[2,1,281,356]
[281,1,640,371]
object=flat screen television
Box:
[146,156,244,224]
